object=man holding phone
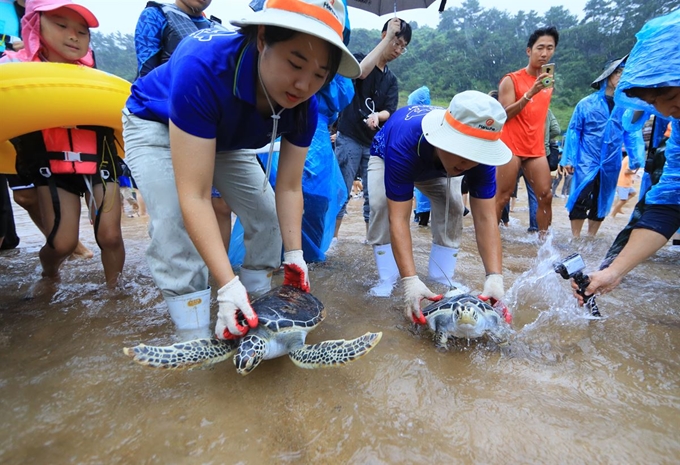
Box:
[494,26,559,238]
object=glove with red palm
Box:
[402,276,443,325]
[478,274,511,324]
[282,250,310,292]
[215,276,259,339]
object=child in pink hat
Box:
[2,0,97,65]
[0,0,126,289]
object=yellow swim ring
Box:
[0,62,130,174]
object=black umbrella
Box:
[346,0,445,17]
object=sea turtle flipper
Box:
[486,327,510,347]
[288,332,382,369]
[123,338,239,370]
[434,330,449,349]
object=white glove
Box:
[215,276,258,340]
[481,274,505,301]
[401,276,443,325]
[282,250,310,292]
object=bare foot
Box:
[70,241,94,260]
[23,275,59,301]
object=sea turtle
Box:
[124,286,382,375]
[421,287,512,349]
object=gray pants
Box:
[367,156,463,247]
[335,132,371,222]
[122,112,281,298]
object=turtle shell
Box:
[250,285,326,333]
[422,293,494,317]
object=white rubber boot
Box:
[166,288,211,340]
[428,243,459,286]
[240,267,273,298]
[369,244,400,297]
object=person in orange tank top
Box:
[495,26,559,238]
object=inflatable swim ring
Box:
[0,62,130,174]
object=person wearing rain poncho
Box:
[574,9,680,305]
[408,86,432,227]
[562,56,645,238]
[0,0,24,52]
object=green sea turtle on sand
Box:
[124,286,382,375]
[422,288,512,349]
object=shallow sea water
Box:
[1,190,679,464]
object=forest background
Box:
[91,0,679,132]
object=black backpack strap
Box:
[45,176,61,250]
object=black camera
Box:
[553,253,601,317]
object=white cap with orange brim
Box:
[421,90,512,166]
[230,0,360,79]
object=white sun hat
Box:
[421,90,512,166]
[230,0,361,79]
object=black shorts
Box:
[13,127,121,196]
[634,204,680,239]
[569,175,604,221]
[461,175,469,195]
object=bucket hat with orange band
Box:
[231,0,361,79]
[421,90,512,166]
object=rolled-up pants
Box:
[122,112,281,298]
[367,156,463,248]
[335,132,371,223]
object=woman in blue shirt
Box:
[122,0,360,340]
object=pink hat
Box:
[2,0,97,65]
[27,0,99,28]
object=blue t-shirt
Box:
[370,105,496,202]
[126,28,317,153]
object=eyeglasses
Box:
[391,40,407,54]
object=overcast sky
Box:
[75,0,588,35]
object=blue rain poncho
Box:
[407,87,432,215]
[229,0,354,264]
[563,86,645,217]
[407,86,430,106]
[0,0,20,53]
[614,8,680,208]
[228,77,355,265]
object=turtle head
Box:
[453,304,479,327]
[234,334,267,376]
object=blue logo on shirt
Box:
[192,28,236,42]
[404,105,434,121]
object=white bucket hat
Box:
[230,0,361,79]
[421,90,512,166]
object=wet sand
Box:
[1,186,679,464]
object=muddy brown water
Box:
[1,189,679,464]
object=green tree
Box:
[90,31,136,82]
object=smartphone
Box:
[541,63,555,88]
